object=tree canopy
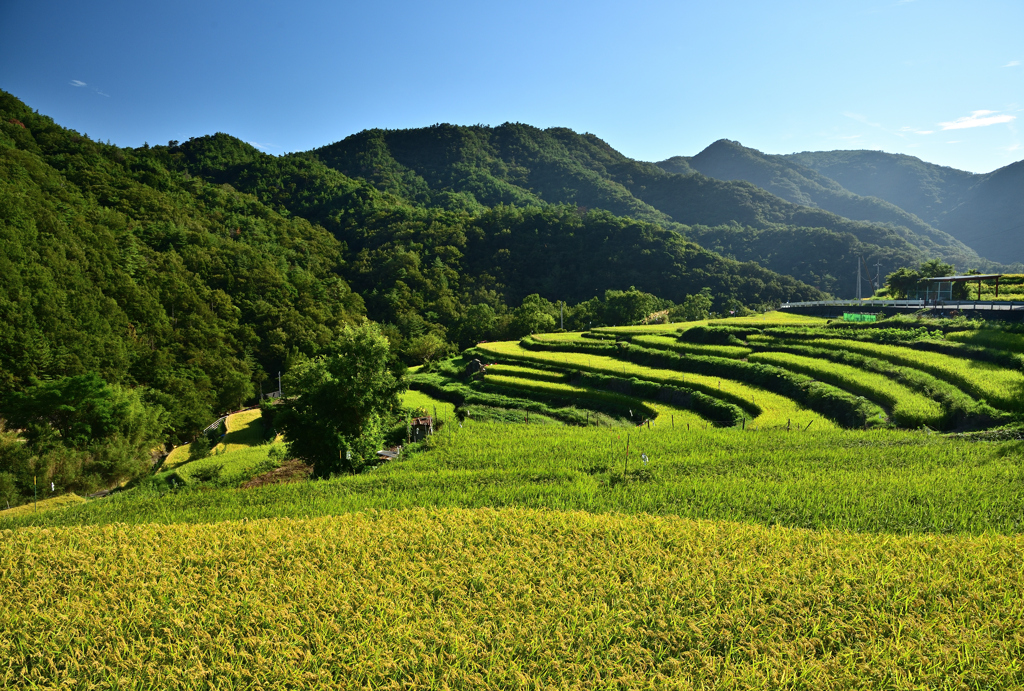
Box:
[0,373,167,496]
[274,322,406,477]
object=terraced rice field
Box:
[485,371,708,428]
[749,351,946,428]
[807,339,1024,412]
[592,321,694,335]
[632,335,752,359]
[529,331,603,343]
[946,328,1024,357]
[476,341,835,429]
[589,311,827,337]
[708,312,829,326]
[7,314,1024,690]
[485,363,565,382]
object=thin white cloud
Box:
[246,141,277,150]
[938,110,1016,130]
[946,140,962,144]
[1010,143,1021,152]
[94,89,109,97]
[837,134,863,140]
[70,79,86,87]
[1005,60,1021,67]
[899,126,934,135]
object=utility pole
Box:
[560,302,564,330]
[874,260,883,292]
[856,257,862,300]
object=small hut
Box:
[411,416,434,442]
[918,274,1004,302]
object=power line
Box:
[954,220,1024,244]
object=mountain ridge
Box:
[310,123,1003,294]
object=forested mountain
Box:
[666,139,979,263]
[12,82,1022,491]
[0,90,822,440]
[311,123,991,295]
[785,150,1024,265]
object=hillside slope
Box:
[171,132,824,314]
[939,159,1024,263]
[0,91,365,439]
[0,90,824,394]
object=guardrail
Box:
[202,415,228,435]
[781,299,1022,311]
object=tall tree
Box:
[274,322,406,477]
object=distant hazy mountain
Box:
[665,139,974,258]
[784,150,1024,265]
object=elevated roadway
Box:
[779,298,1024,322]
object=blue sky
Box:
[1,0,1020,173]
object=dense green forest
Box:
[0,93,362,497]
[0,90,823,499]
[168,132,822,340]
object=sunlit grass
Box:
[750,351,945,428]
[214,408,264,453]
[0,493,85,517]
[402,389,457,421]
[164,408,265,470]
[809,338,1024,412]
[168,442,286,488]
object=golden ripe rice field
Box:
[4,508,1023,690]
[485,372,708,428]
